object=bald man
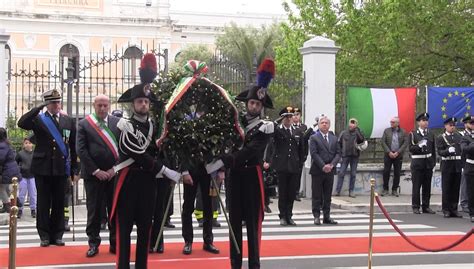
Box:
[76,95,121,257]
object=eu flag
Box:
[427,87,474,128]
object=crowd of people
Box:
[1,55,472,269]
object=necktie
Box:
[286,128,291,136]
[324,134,328,143]
[99,119,106,129]
[52,114,59,127]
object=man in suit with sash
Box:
[309,115,341,225]
[77,94,120,257]
[18,89,78,247]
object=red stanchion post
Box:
[368,178,376,269]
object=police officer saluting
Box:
[436,117,463,218]
[409,113,436,215]
[18,89,78,247]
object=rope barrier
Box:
[375,195,473,252]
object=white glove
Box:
[448,146,456,153]
[156,166,181,183]
[117,118,133,133]
[205,159,225,174]
[418,139,427,148]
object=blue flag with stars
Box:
[427,87,474,128]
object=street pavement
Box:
[1,188,473,268]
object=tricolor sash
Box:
[39,113,71,176]
[85,114,119,160]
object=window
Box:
[59,44,80,80]
[123,46,143,83]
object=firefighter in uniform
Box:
[17,89,78,247]
[264,106,304,226]
[110,53,181,269]
[206,58,275,269]
[409,113,436,215]
[436,117,463,218]
[460,116,474,223]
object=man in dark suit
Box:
[76,94,121,257]
[17,89,78,247]
[264,106,304,226]
[381,116,408,197]
[309,115,340,225]
[409,112,436,215]
[436,117,463,218]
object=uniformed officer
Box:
[459,115,472,213]
[17,89,78,247]
[292,107,309,201]
[459,116,474,223]
[409,112,436,215]
[110,53,181,269]
[206,58,275,269]
[264,106,304,226]
[436,117,463,218]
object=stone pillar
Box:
[0,30,10,128]
[299,36,339,198]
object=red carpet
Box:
[1,236,473,268]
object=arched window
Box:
[123,46,143,82]
[5,44,11,81]
[59,44,80,80]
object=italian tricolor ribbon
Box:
[86,114,119,160]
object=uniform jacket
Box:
[381,127,408,155]
[265,124,304,174]
[222,116,273,170]
[409,128,436,170]
[461,133,474,175]
[76,114,121,178]
[293,123,312,164]
[309,130,341,175]
[17,106,78,177]
[0,141,21,184]
[436,132,463,173]
[338,128,365,158]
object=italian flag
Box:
[347,87,417,138]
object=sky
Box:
[169,0,287,14]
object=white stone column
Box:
[0,30,10,128]
[299,36,339,198]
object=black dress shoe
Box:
[422,208,435,214]
[53,239,65,246]
[183,242,192,255]
[413,208,421,214]
[165,220,175,229]
[279,219,288,226]
[323,218,338,225]
[86,246,99,257]
[203,243,220,254]
[287,218,296,226]
[295,196,301,202]
[450,212,463,218]
[212,219,221,227]
[40,239,50,247]
[314,218,321,225]
[470,216,474,223]
[109,246,116,254]
[264,205,272,213]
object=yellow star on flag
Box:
[448,93,452,97]
[466,112,470,117]
[455,90,459,96]
[466,98,470,103]
[442,114,447,119]
[461,92,466,97]
[443,98,448,103]
[441,106,446,111]
[468,105,471,110]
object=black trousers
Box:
[441,170,461,214]
[195,182,220,220]
[229,167,263,269]
[84,176,116,248]
[181,166,213,244]
[150,178,173,249]
[411,168,433,209]
[295,167,303,195]
[35,175,66,242]
[311,172,334,219]
[465,173,474,216]
[277,171,298,220]
[116,171,156,269]
[383,155,403,191]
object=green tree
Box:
[171,44,213,70]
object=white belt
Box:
[466,159,474,164]
[113,158,134,173]
[441,156,462,161]
[411,153,432,159]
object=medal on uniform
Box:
[63,129,71,144]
